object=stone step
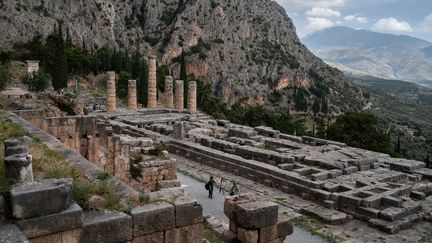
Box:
[368,213,423,234]
[300,205,350,225]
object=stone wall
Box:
[132,159,177,192]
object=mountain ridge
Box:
[0,0,364,113]
[303,26,432,88]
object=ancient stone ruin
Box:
[5,57,432,242]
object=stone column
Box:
[175,80,184,110]
[188,81,197,113]
[164,76,174,109]
[147,55,157,109]
[106,71,116,112]
[128,80,137,110]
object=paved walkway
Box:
[177,170,327,243]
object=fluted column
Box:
[147,55,157,108]
[188,81,197,113]
[128,80,137,110]
[106,71,116,112]
[175,80,184,110]
[164,76,174,109]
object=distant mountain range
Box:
[303,26,432,88]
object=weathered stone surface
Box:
[174,196,203,227]
[128,80,137,110]
[132,231,164,243]
[131,201,175,236]
[164,223,203,243]
[5,153,33,183]
[258,213,293,243]
[236,201,278,229]
[5,145,27,157]
[188,81,197,113]
[81,210,132,243]
[238,227,258,243]
[224,193,256,220]
[175,80,184,110]
[11,178,73,219]
[156,180,181,190]
[30,228,81,243]
[379,207,406,222]
[106,71,116,112]
[147,56,157,109]
[0,224,29,243]
[16,203,83,239]
[301,205,349,225]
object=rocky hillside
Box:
[303,26,432,88]
[0,0,365,112]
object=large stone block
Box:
[164,223,203,243]
[132,231,164,243]
[238,227,258,243]
[224,193,256,220]
[0,224,29,243]
[258,213,293,243]
[16,203,83,239]
[29,228,81,243]
[5,153,33,182]
[174,196,203,227]
[81,210,132,243]
[11,178,73,219]
[131,201,175,237]
[236,201,278,229]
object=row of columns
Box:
[105,56,197,113]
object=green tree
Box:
[312,99,320,114]
[179,52,188,108]
[137,59,148,106]
[396,135,401,154]
[116,71,132,99]
[23,71,51,92]
[327,112,394,154]
[0,64,10,91]
[425,154,430,169]
[45,23,68,90]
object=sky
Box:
[275,0,432,42]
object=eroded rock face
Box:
[0,0,364,111]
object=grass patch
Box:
[295,217,343,243]
[204,225,221,243]
[96,171,110,181]
[421,233,432,243]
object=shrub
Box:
[0,64,10,91]
[22,71,51,92]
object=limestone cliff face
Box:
[0,0,365,112]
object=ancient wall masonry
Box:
[147,55,157,109]
[188,81,197,113]
[106,71,116,112]
[128,80,137,110]
[13,106,432,236]
[175,80,184,110]
[164,76,174,109]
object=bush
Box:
[0,64,10,91]
[22,71,51,92]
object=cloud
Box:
[306,7,341,17]
[418,13,432,32]
[344,15,369,24]
[275,0,346,9]
[305,17,335,33]
[372,17,413,32]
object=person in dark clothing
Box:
[206,176,216,199]
[230,181,239,196]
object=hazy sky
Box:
[275,0,432,42]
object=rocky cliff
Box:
[0,0,365,112]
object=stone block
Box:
[258,213,292,243]
[382,196,403,207]
[361,195,382,208]
[410,191,426,200]
[356,207,380,219]
[156,180,181,190]
[30,228,81,243]
[339,195,362,206]
[237,201,278,229]
[81,210,132,243]
[379,207,406,221]
[342,166,358,175]
[16,203,83,238]
[174,196,203,227]
[5,153,33,182]
[224,193,256,220]
[5,145,27,157]
[164,223,203,243]
[229,219,239,233]
[238,227,258,243]
[132,231,164,243]
[0,224,29,243]
[131,201,175,237]
[11,178,73,219]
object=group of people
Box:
[205,176,239,199]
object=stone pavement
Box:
[175,154,432,243]
[175,156,327,243]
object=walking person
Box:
[230,181,239,196]
[205,176,216,199]
[219,177,225,195]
